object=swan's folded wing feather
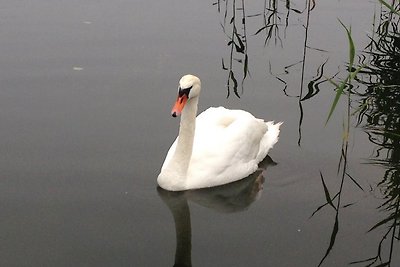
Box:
[186,107,268,188]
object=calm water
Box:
[0,0,399,266]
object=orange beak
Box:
[171,94,188,117]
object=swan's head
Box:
[171,74,201,117]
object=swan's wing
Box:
[161,106,242,171]
[256,121,282,162]
[186,107,268,188]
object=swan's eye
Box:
[178,86,192,97]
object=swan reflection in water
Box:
[157,156,276,267]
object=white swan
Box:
[158,74,282,191]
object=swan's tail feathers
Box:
[256,121,282,162]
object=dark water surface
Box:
[1,0,399,266]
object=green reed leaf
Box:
[379,0,400,15]
[325,21,356,125]
[339,20,355,69]
[325,76,349,125]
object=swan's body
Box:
[158,75,281,191]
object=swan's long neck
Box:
[173,97,198,176]
[159,96,199,190]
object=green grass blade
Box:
[338,19,355,69]
[325,20,357,125]
[350,65,365,80]
[325,76,349,125]
[379,0,400,15]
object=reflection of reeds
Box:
[351,4,400,264]
[315,1,400,266]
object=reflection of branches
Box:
[262,0,322,145]
[297,0,313,146]
[255,0,283,46]
[253,0,316,46]
[215,0,318,98]
[218,0,249,97]
[216,0,308,97]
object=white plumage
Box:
[158,75,281,191]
